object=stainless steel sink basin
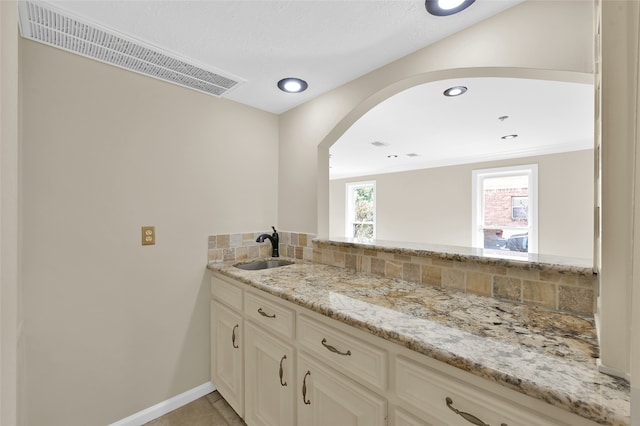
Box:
[234,259,294,270]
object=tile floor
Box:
[144,391,246,426]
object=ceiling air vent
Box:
[17,1,244,97]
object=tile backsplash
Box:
[312,240,597,316]
[208,231,315,264]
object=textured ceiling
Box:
[43,0,524,114]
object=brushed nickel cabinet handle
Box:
[279,355,287,387]
[258,307,276,318]
[321,338,351,356]
[231,324,239,349]
[446,397,507,426]
[302,370,311,405]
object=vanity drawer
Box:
[211,275,243,310]
[297,314,387,392]
[244,291,294,340]
[395,356,570,426]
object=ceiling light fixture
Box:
[426,0,476,16]
[501,134,518,140]
[443,86,467,97]
[387,155,398,158]
[277,77,308,93]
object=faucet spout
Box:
[256,226,280,257]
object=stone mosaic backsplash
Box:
[208,231,315,263]
[312,240,597,315]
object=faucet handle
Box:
[272,226,278,234]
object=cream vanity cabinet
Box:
[296,314,388,426]
[297,353,387,426]
[244,322,295,425]
[212,274,296,426]
[210,279,244,417]
[211,272,600,426]
[243,290,296,426]
[211,273,388,426]
[393,353,585,426]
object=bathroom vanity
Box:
[208,257,630,426]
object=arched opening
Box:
[317,67,594,261]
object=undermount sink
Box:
[234,259,294,271]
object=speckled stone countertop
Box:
[207,259,630,426]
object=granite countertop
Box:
[207,258,630,426]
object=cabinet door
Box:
[211,300,244,417]
[392,407,435,426]
[297,353,387,426]
[244,322,295,426]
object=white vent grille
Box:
[18,1,243,97]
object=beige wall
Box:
[20,40,278,425]
[330,150,594,260]
[632,0,640,417]
[278,0,594,235]
[1,2,21,425]
[599,0,639,393]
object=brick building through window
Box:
[484,187,529,227]
[472,164,537,253]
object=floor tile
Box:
[144,392,245,426]
[211,397,244,424]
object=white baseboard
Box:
[109,382,216,426]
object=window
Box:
[346,181,376,240]
[472,165,537,255]
[511,196,528,220]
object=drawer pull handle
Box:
[446,397,507,426]
[321,338,352,356]
[258,307,276,318]
[279,355,287,387]
[231,324,239,349]
[302,370,311,405]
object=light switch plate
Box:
[142,226,155,246]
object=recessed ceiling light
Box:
[277,78,308,93]
[406,153,420,157]
[426,0,476,16]
[498,115,509,122]
[501,134,518,140]
[371,141,387,147]
[443,86,467,97]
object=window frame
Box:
[345,181,376,240]
[471,165,538,253]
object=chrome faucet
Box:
[256,226,279,257]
